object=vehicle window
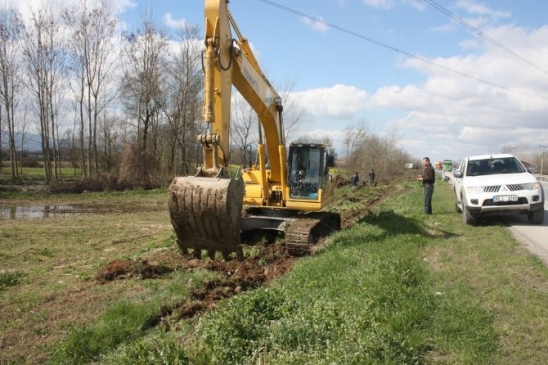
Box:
[503,157,526,173]
[466,157,526,176]
[466,159,490,176]
[288,147,320,199]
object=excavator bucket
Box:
[167,176,245,260]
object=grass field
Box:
[1,178,547,364]
[1,165,84,180]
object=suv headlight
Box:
[465,186,484,194]
[523,182,541,190]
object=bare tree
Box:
[0,9,24,180]
[157,23,202,176]
[119,10,169,184]
[97,111,123,174]
[377,126,404,179]
[122,14,168,151]
[501,143,533,163]
[276,78,305,146]
[121,13,168,156]
[22,5,65,183]
[230,77,306,168]
[63,0,120,177]
[231,93,258,167]
[343,119,371,174]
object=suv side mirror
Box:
[453,170,462,178]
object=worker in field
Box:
[368,169,375,185]
[350,172,359,187]
[417,157,435,215]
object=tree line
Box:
[0,1,207,187]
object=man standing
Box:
[417,157,435,214]
[368,169,375,185]
[350,172,359,187]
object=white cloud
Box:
[289,20,548,161]
[362,0,393,10]
[163,13,187,29]
[300,16,329,33]
[455,0,511,20]
[297,85,370,120]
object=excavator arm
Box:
[202,0,287,195]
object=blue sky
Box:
[7,0,548,164]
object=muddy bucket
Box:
[167,176,244,260]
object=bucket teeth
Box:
[168,176,244,260]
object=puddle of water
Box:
[0,205,80,220]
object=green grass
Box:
[189,183,499,364]
[194,181,546,364]
[0,271,27,291]
[0,166,82,180]
[49,301,160,365]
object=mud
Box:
[96,241,296,319]
[96,259,173,283]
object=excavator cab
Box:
[288,143,328,200]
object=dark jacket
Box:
[421,165,435,184]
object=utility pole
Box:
[541,145,547,175]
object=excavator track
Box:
[284,212,341,256]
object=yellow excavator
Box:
[167,0,340,260]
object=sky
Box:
[5,0,548,163]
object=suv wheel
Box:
[527,209,545,225]
[462,205,477,225]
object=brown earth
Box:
[95,240,298,320]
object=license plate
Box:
[493,195,518,202]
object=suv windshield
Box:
[465,157,526,176]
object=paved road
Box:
[443,172,548,266]
[502,179,548,265]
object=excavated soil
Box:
[96,240,297,319]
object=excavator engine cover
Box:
[168,176,245,260]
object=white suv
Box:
[453,154,545,225]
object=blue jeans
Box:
[423,184,434,214]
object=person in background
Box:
[417,157,435,214]
[369,169,375,185]
[350,172,359,187]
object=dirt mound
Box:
[96,243,297,320]
[180,244,296,318]
[96,259,173,284]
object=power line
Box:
[423,0,548,76]
[257,0,548,101]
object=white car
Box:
[453,154,545,225]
